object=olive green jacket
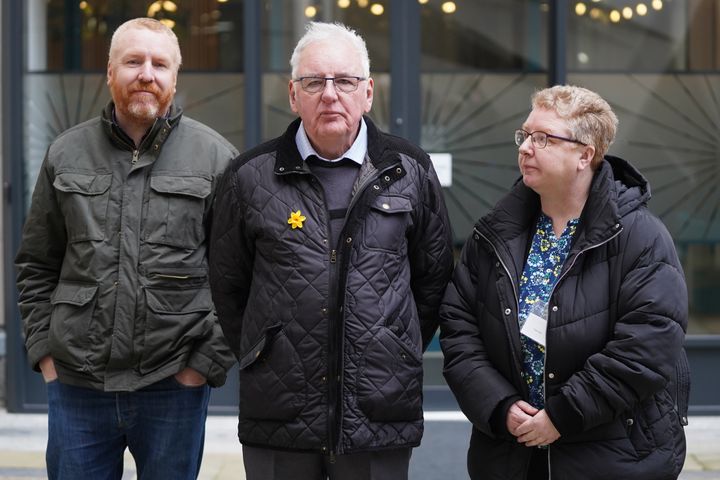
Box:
[15,102,237,391]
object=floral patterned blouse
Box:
[518,213,579,408]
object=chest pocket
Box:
[145,175,211,249]
[363,194,413,253]
[53,172,112,243]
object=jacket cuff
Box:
[186,350,228,388]
[26,338,50,372]
[545,393,584,436]
[490,395,522,439]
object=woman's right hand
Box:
[506,400,539,437]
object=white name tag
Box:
[521,312,547,347]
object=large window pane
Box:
[420,1,548,243]
[29,0,244,72]
[568,0,686,70]
[421,0,548,71]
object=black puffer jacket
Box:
[210,117,454,454]
[440,156,688,480]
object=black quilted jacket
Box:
[440,156,688,479]
[209,117,454,454]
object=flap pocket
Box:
[150,175,211,199]
[145,287,213,314]
[238,323,282,370]
[54,173,112,195]
[370,194,413,214]
[50,283,98,306]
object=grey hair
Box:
[290,22,370,79]
[109,18,182,70]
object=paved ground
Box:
[1,409,718,479]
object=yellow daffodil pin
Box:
[288,210,306,229]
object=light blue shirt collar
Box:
[295,118,367,165]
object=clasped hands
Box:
[506,400,561,448]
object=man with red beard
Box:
[15,18,237,480]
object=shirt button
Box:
[382,203,390,210]
[346,237,352,244]
[321,308,328,314]
[504,308,511,315]
[548,372,555,379]
[552,305,558,312]
[495,261,500,268]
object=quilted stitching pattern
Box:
[210,120,453,453]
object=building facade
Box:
[3,0,720,412]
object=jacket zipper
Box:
[541,224,623,479]
[132,149,139,165]
[474,228,523,379]
[325,162,401,460]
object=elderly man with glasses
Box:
[209,21,454,480]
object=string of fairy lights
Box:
[75,0,667,30]
[574,0,666,24]
[304,0,458,18]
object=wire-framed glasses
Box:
[293,76,367,94]
[514,129,586,149]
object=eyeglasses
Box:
[514,129,586,149]
[293,76,367,94]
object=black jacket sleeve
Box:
[408,161,455,351]
[439,233,524,437]
[209,162,256,359]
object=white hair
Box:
[289,22,370,79]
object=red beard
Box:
[112,82,174,124]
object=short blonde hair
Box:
[532,85,618,168]
[290,22,370,79]
[109,18,182,70]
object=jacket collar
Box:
[101,101,183,155]
[478,156,643,259]
[274,115,396,175]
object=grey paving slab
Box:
[1,410,719,479]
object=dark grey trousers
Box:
[242,445,412,480]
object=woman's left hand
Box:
[514,409,561,447]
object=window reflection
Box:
[567,0,702,71]
[30,0,244,72]
[420,0,547,71]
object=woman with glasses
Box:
[440,85,689,480]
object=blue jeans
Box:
[46,377,211,480]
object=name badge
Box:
[521,312,547,347]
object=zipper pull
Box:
[329,451,336,464]
[132,149,139,165]
[330,249,337,264]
